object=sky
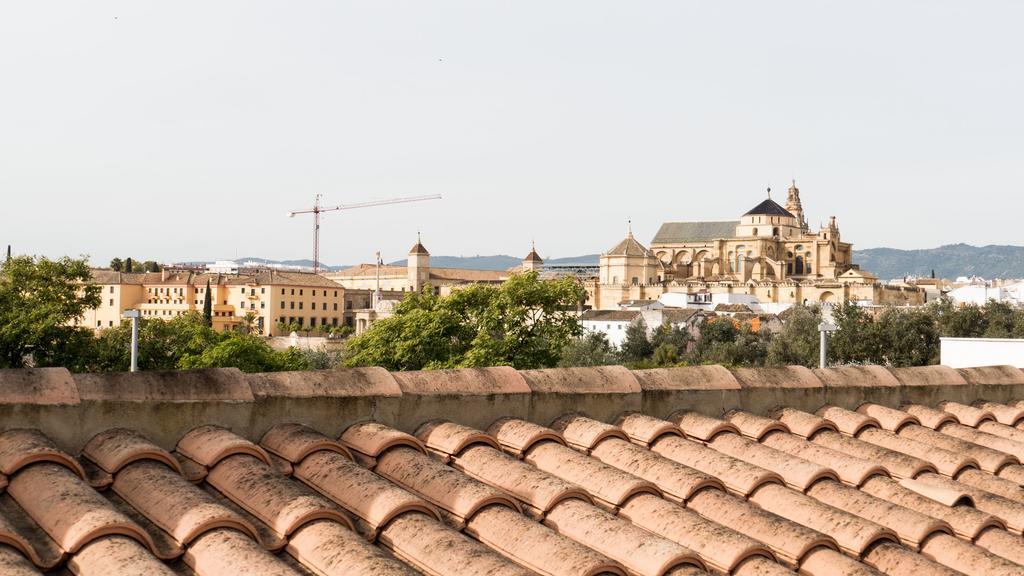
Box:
[2,1,1023,268]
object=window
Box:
[631,277,639,286]
[109,299,114,306]
[291,289,295,295]
[261,288,265,294]
[310,318,317,327]
[332,318,338,326]
[299,289,303,296]
[773,227,779,236]
[109,320,113,327]
[752,228,758,236]
[322,302,327,311]
[299,302,304,310]
[109,286,114,293]
[97,321,102,327]
[281,288,285,295]
[333,303,338,311]
[312,290,317,296]
[260,302,265,309]
[334,290,338,297]
[290,302,294,309]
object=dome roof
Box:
[744,198,795,218]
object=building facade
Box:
[78,269,357,336]
[588,182,924,310]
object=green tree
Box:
[874,307,939,366]
[766,305,820,367]
[345,272,586,370]
[558,331,619,367]
[0,255,101,368]
[93,312,222,371]
[651,343,679,366]
[110,257,124,272]
[202,280,213,327]
[619,322,654,363]
[650,322,691,358]
[982,300,1019,338]
[124,257,134,273]
[179,333,302,372]
[829,302,879,363]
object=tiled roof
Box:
[651,221,739,244]
[744,199,795,218]
[581,310,642,322]
[715,303,754,313]
[604,235,656,258]
[3,364,1024,575]
[88,269,344,289]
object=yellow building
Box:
[79,269,353,336]
[325,236,520,297]
[589,182,924,309]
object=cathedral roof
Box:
[605,234,655,258]
[651,221,738,244]
[523,243,544,263]
[744,198,794,218]
[408,234,430,256]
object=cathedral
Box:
[589,182,924,310]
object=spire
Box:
[408,232,429,256]
[767,185,771,200]
[785,179,808,232]
[627,219,633,238]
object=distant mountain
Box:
[386,254,601,270]
[203,245,1024,281]
[854,244,1024,280]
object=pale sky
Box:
[2,1,1022,267]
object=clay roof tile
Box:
[549,414,630,452]
[286,519,418,576]
[292,450,439,537]
[936,401,996,427]
[859,475,1003,541]
[206,454,353,537]
[112,460,258,545]
[413,420,501,459]
[176,426,272,468]
[900,404,958,430]
[525,441,662,510]
[973,401,1024,426]
[816,406,881,437]
[0,543,46,575]
[339,422,426,465]
[0,498,64,570]
[374,446,521,525]
[451,445,593,518]
[771,408,838,439]
[487,418,565,458]
[82,429,181,476]
[183,528,297,575]
[856,427,979,477]
[0,430,86,480]
[809,429,936,480]
[856,404,919,432]
[66,536,175,576]
[708,433,840,493]
[758,431,888,487]
[614,413,684,447]
[259,423,353,465]
[724,411,791,441]
[649,434,785,497]
[668,410,741,442]
[6,463,159,555]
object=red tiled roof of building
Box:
[3,364,1024,574]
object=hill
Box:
[854,244,1024,280]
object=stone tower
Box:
[786,180,809,232]
[522,241,544,272]
[407,233,430,292]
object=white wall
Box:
[940,337,1024,368]
[582,320,633,347]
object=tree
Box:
[932,298,987,338]
[345,272,586,370]
[766,305,820,367]
[110,258,124,272]
[619,321,654,363]
[202,280,213,327]
[124,257,134,273]
[651,322,691,358]
[829,302,878,364]
[558,331,619,367]
[179,333,304,372]
[0,255,101,368]
[874,307,939,366]
[92,312,222,371]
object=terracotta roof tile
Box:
[6,364,1024,575]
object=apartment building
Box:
[79,269,354,336]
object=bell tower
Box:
[786,180,809,232]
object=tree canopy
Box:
[0,255,101,368]
[344,272,586,370]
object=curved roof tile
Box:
[0,430,86,480]
[809,430,936,480]
[339,422,426,462]
[285,519,417,576]
[488,418,565,458]
[615,413,684,447]
[724,411,791,441]
[589,437,724,503]
[66,535,175,576]
[206,454,353,537]
[856,428,978,477]
[550,414,630,452]
[973,401,1024,426]
[861,476,1000,541]
[708,433,840,493]
[82,429,182,476]
[525,441,661,510]
[772,408,838,439]
[816,406,881,437]
[113,460,258,546]
[259,423,353,464]
[176,426,272,468]
[414,420,501,458]
[650,434,784,497]
[669,410,741,442]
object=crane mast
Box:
[288,194,442,273]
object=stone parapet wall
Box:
[2,364,1022,452]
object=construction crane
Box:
[288,194,442,273]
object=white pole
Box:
[130,315,140,372]
[819,329,827,369]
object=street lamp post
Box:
[123,310,141,372]
[818,320,837,369]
